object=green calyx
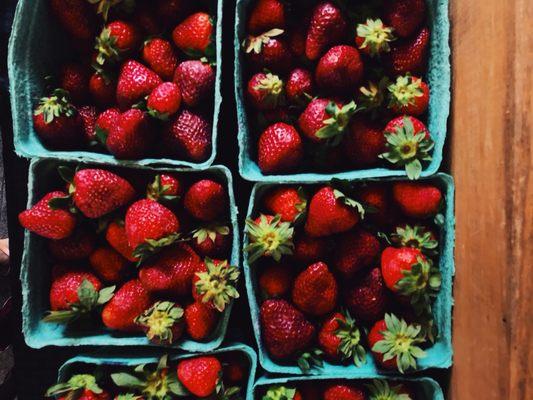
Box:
[43,280,115,324]
[392,225,439,256]
[146,175,179,202]
[95,27,121,66]
[359,78,389,111]
[135,301,184,345]
[315,101,358,146]
[243,29,284,54]
[115,394,144,400]
[388,75,424,109]
[333,188,366,219]
[194,258,240,312]
[133,233,185,264]
[379,116,434,180]
[262,385,298,400]
[357,18,395,56]
[372,313,427,373]
[366,379,413,400]
[46,374,103,397]
[245,214,294,263]
[193,225,230,245]
[297,348,324,373]
[34,88,76,124]
[255,73,285,109]
[335,311,367,367]
[87,0,135,21]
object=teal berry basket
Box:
[252,374,444,400]
[243,173,455,375]
[8,0,223,168]
[56,344,257,399]
[20,159,240,351]
[234,0,450,182]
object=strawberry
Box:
[245,214,294,263]
[259,262,293,299]
[380,116,433,179]
[263,186,306,223]
[183,179,226,222]
[344,267,388,323]
[221,353,248,384]
[191,225,231,258]
[106,109,153,159]
[356,19,395,56]
[323,384,365,400]
[79,105,98,143]
[184,301,218,341]
[95,21,140,68]
[19,191,76,239]
[391,224,439,255]
[135,301,184,345]
[89,72,116,107]
[292,234,330,264]
[142,38,179,81]
[193,258,240,311]
[260,299,315,359]
[298,99,356,144]
[257,122,303,174]
[392,181,442,218]
[305,1,347,60]
[358,78,389,112]
[263,386,301,400]
[333,229,381,278]
[33,89,84,149]
[146,174,182,202]
[318,311,366,366]
[95,108,120,144]
[139,244,201,296]
[388,75,429,116]
[89,246,130,283]
[389,27,430,75]
[315,46,364,94]
[173,60,215,107]
[48,229,96,261]
[106,220,139,262]
[384,0,426,38]
[342,117,386,167]
[244,30,293,73]
[116,60,163,110]
[368,313,426,372]
[49,0,96,41]
[162,109,212,162]
[247,72,285,111]
[46,374,108,400]
[358,184,392,226]
[60,63,90,104]
[101,279,153,332]
[247,0,286,35]
[286,68,314,105]
[292,261,337,316]
[366,379,415,400]
[177,356,221,397]
[172,12,214,56]
[288,24,307,58]
[147,82,182,120]
[304,186,361,237]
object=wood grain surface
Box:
[449,0,532,398]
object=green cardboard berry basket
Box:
[20,159,240,351]
[243,173,455,374]
[8,0,223,168]
[56,344,257,399]
[234,0,450,182]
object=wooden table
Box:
[450,0,532,398]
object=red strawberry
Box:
[259,263,293,299]
[192,258,240,311]
[341,117,386,168]
[89,246,130,283]
[344,267,388,323]
[46,374,109,400]
[244,31,293,74]
[333,229,380,278]
[260,299,315,359]
[48,229,96,261]
[95,21,140,67]
[95,108,121,145]
[48,270,102,312]
[292,234,330,264]
[116,60,163,110]
[154,0,191,29]
[135,301,184,345]
[162,109,212,162]
[102,279,153,332]
[139,244,201,296]
[49,0,96,41]
[388,75,430,115]
[358,184,392,226]
[33,89,84,149]
[304,186,360,237]
[184,179,226,222]
[305,2,347,60]
[247,0,286,35]
[263,186,306,223]
[292,261,337,316]
[392,181,442,218]
[106,220,138,262]
[78,105,98,143]
[71,168,135,219]
[89,72,116,107]
[177,356,221,398]
[286,68,314,105]
[172,12,214,56]
[247,72,285,111]
[146,174,183,202]
[323,384,365,400]
[318,311,366,365]
[19,191,76,239]
[60,63,90,104]
[257,122,303,174]
[384,0,426,38]
[142,38,179,81]
[191,225,231,258]
[147,82,182,119]
[184,301,219,341]
[173,60,215,107]
[389,27,430,75]
[315,46,364,94]
[245,214,294,263]
[355,19,395,56]
[106,109,152,159]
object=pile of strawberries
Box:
[246,178,444,373]
[33,0,217,162]
[45,353,248,399]
[242,0,433,178]
[18,166,239,345]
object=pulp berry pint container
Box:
[243,173,455,374]
[20,159,239,350]
[8,0,222,168]
[234,0,450,182]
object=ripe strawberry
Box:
[60,63,90,104]
[106,109,152,159]
[49,0,96,41]
[392,181,442,218]
[95,108,120,145]
[173,60,215,107]
[177,356,221,397]
[244,31,293,73]
[106,220,138,262]
[19,191,76,239]
[172,12,214,56]
[257,122,303,174]
[95,21,140,68]
[368,313,426,372]
[388,75,430,116]
[89,72,116,107]
[33,89,84,149]
[292,261,337,316]
[298,99,356,144]
[384,0,426,38]
[147,82,182,120]
[263,186,306,223]
[48,229,96,261]
[247,72,285,111]
[142,38,179,81]
[304,186,361,237]
[344,267,388,323]
[305,1,347,60]
[356,19,395,56]
[191,225,231,258]
[259,263,293,299]
[286,68,314,105]
[193,258,240,311]
[48,270,102,311]
[146,174,182,202]
[89,246,130,283]
[78,105,98,143]
[333,229,381,279]
[102,279,153,332]
[184,301,218,341]
[358,184,392,226]
[263,386,301,400]
[316,46,364,94]
[366,379,415,400]
[135,301,184,345]
[260,299,315,359]
[323,384,365,400]
[389,27,430,75]
[245,214,294,263]
[221,353,248,384]
[46,374,108,400]
[116,60,162,110]
[184,179,226,222]
[292,234,330,264]
[247,0,286,35]
[342,117,386,167]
